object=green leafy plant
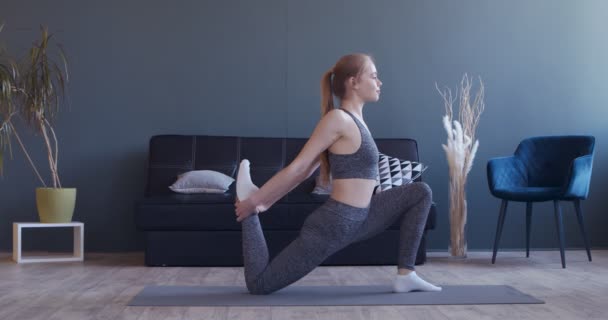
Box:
[0,24,69,188]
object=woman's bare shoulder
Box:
[322,108,349,129]
[286,109,347,175]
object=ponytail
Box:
[316,53,370,187]
[319,68,334,186]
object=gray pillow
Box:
[169,170,235,194]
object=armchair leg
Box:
[526,202,533,258]
[492,200,508,264]
[553,200,566,268]
[574,200,592,262]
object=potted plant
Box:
[0,24,73,223]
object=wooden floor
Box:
[0,250,607,320]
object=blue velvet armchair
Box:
[487,135,595,268]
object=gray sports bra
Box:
[328,108,379,180]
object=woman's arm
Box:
[247,164,308,212]
[248,110,344,212]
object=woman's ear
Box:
[347,76,358,90]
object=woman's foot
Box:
[237,159,259,200]
[393,271,442,292]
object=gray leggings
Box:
[241,181,432,295]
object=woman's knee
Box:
[411,182,432,201]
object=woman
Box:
[235,53,441,295]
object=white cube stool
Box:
[13,222,84,263]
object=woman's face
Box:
[354,61,382,102]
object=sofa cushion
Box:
[136,202,302,231]
[137,193,236,205]
[135,197,436,231]
[145,135,423,195]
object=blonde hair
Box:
[318,53,374,185]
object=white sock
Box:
[393,271,442,293]
[236,159,259,200]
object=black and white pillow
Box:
[374,152,428,194]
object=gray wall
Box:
[1,0,607,253]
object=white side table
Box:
[13,222,84,263]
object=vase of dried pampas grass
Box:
[436,73,485,258]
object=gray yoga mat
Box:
[128,285,544,306]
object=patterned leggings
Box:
[241,182,432,295]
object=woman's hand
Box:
[235,197,260,222]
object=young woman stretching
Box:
[234,53,441,295]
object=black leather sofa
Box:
[135,135,437,267]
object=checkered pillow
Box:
[374,152,428,194]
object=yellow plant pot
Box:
[36,188,77,223]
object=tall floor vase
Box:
[448,178,467,258]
